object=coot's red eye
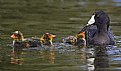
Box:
[95,14,99,18]
[92,13,95,15]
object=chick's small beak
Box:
[80,32,85,36]
[49,34,56,38]
[11,34,16,39]
[77,32,85,38]
[51,35,56,38]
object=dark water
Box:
[0,0,121,71]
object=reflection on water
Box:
[94,46,109,71]
[87,46,109,71]
[87,41,121,71]
[49,47,55,64]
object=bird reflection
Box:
[94,46,109,71]
[49,47,55,64]
[79,47,87,65]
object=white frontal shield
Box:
[87,15,95,26]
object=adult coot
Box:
[80,10,115,46]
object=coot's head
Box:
[40,33,56,46]
[76,31,86,47]
[11,31,24,40]
[87,10,110,30]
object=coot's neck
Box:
[97,24,108,33]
